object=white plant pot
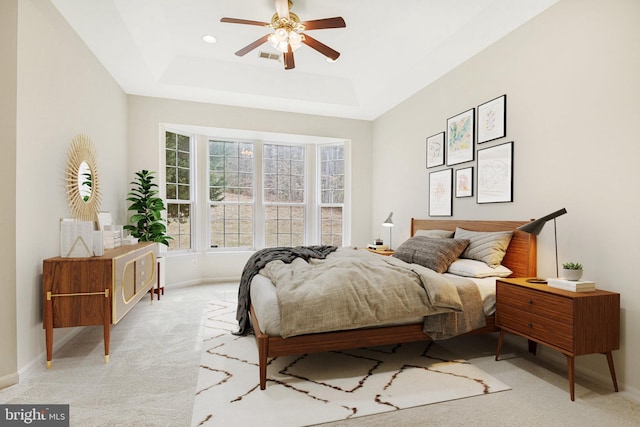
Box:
[561,269,583,281]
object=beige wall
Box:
[127,96,373,284]
[372,0,640,393]
[11,0,128,378]
[0,0,19,388]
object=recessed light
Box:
[202,34,217,44]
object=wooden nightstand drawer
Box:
[496,303,573,351]
[496,281,572,324]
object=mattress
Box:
[249,271,498,337]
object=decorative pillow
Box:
[414,229,454,239]
[392,236,470,273]
[447,258,513,278]
[453,227,513,267]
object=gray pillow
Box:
[453,227,513,267]
[392,236,470,273]
[413,229,454,239]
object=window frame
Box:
[161,127,350,255]
[207,139,257,251]
[164,129,196,254]
[317,143,346,246]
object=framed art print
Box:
[455,167,473,198]
[477,141,513,204]
[477,95,506,143]
[429,168,453,216]
[446,109,474,165]
[426,132,445,168]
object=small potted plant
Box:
[561,261,583,281]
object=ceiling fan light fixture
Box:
[288,31,302,51]
[268,28,301,53]
[220,0,345,69]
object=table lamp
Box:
[382,212,394,250]
[517,208,567,283]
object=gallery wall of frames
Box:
[426,94,512,216]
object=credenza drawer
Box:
[496,303,573,351]
[496,281,573,324]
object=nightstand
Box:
[365,248,394,256]
[495,277,620,401]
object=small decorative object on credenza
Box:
[60,218,93,258]
[547,278,595,292]
[560,261,583,281]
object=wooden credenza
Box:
[42,242,157,367]
[495,277,620,400]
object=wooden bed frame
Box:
[249,218,537,389]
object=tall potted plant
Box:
[124,170,172,246]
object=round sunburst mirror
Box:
[66,134,101,221]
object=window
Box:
[209,140,255,249]
[165,131,193,251]
[319,144,344,246]
[264,144,305,247]
[163,129,347,252]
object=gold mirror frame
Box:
[66,134,101,221]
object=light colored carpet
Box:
[191,300,509,427]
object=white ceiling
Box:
[52,0,558,121]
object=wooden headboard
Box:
[410,218,537,278]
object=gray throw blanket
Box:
[233,245,337,335]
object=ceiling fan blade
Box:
[301,17,346,30]
[301,34,340,61]
[234,35,270,57]
[283,44,295,70]
[220,17,270,27]
[274,0,290,20]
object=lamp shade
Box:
[382,212,394,227]
[517,208,567,235]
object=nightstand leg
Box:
[528,339,537,355]
[604,352,619,392]
[567,355,575,401]
[495,329,506,360]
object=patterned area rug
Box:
[191,300,509,427]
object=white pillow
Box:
[447,258,512,278]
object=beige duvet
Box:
[259,248,485,339]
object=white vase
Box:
[561,269,583,281]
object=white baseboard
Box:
[167,276,240,288]
[12,327,84,386]
[0,372,19,390]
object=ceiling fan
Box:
[220,0,346,70]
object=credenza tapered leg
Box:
[45,292,53,368]
[104,289,111,363]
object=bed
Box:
[241,218,537,389]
